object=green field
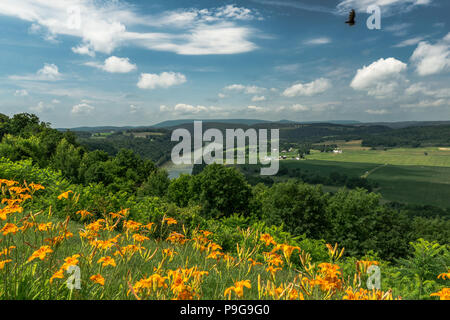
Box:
[279,159,450,208]
[306,146,450,167]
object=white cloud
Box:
[0,2,259,56]
[52,99,61,104]
[291,104,309,111]
[175,104,208,114]
[160,105,170,112]
[367,82,400,98]
[129,104,141,114]
[218,93,226,99]
[37,63,61,80]
[14,89,28,96]
[405,83,450,98]
[224,84,245,91]
[72,103,94,115]
[304,37,331,45]
[385,23,412,36]
[86,56,137,73]
[350,58,407,97]
[394,36,425,48]
[337,0,432,15]
[160,103,221,115]
[137,72,186,90]
[247,105,268,113]
[30,101,54,113]
[72,44,95,57]
[282,78,331,97]
[366,109,390,115]
[410,33,450,76]
[215,5,259,21]
[224,84,266,94]
[401,99,449,108]
[251,95,266,102]
[10,63,62,81]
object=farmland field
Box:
[279,159,450,208]
[306,143,450,167]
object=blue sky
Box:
[0,0,449,127]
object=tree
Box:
[261,181,329,238]
[51,138,83,181]
[167,174,193,207]
[326,188,412,259]
[191,164,252,218]
[138,169,170,197]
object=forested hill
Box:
[69,121,450,165]
[361,124,450,148]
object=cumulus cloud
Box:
[218,93,226,99]
[224,84,266,94]
[86,56,137,73]
[410,33,450,76]
[72,44,95,57]
[10,63,62,81]
[251,95,266,102]
[282,78,331,97]
[350,58,407,97]
[72,103,94,115]
[215,5,260,21]
[0,2,259,56]
[175,104,208,114]
[137,72,186,90]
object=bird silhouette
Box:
[345,9,356,26]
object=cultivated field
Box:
[280,159,450,208]
[306,141,450,168]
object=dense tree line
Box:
[77,130,174,165]
[362,125,450,148]
[0,113,162,193]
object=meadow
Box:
[1,179,448,300]
[306,141,450,168]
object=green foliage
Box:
[190,164,252,218]
[167,174,193,207]
[51,138,83,181]
[384,239,450,299]
[326,188,412,260]
[138,169,170,197]
[260,181,330,238]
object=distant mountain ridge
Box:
[60,119,362,132]
[58,119,450,132]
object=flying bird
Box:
[345,9,356,26]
